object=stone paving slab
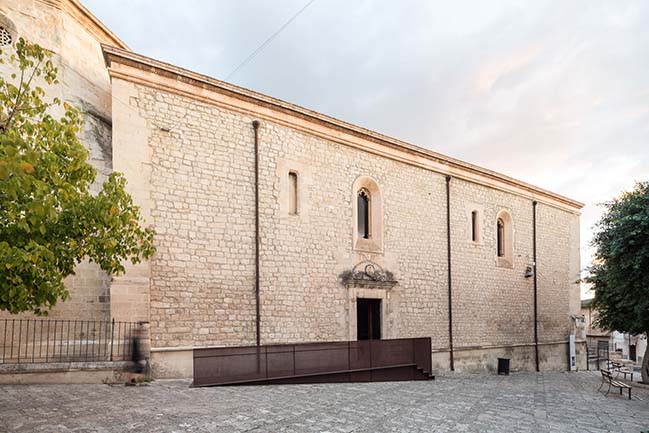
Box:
[0,371,647,433]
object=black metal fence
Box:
[586,340,609,371]
[0,319,137,364]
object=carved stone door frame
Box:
[342,261,397,341]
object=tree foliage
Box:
[0,38,155,315]
[586,181,649,382]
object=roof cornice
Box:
[45,0,129,50]
[102,45,584,212]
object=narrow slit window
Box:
[471,210,478,242]
[288,171,298,215]
[497,218,505,257]
[357,189,370,239]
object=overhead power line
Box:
[225,0,317,81]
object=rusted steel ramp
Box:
[192,337,434,387]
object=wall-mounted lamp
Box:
[524,265,534,278]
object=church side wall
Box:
[112,77,581,377]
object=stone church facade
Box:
[1,0,583,379]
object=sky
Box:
[85,0,649,297]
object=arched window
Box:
[357,189,370,239]
[471,210,479,242]
[496,218,505,256]
[288,171,298,215]
[495,210,513,267]
[352,176,383,252]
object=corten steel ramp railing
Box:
[193,337,433,387]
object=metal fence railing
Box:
[0,319,137,364]
[586,340,610,371]
[193,337,433,386]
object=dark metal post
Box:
[24,320,29,362]
[53,320,59,360]
[446,176,455,371]
[39,320,44,360]
[17,320,22,363]
[252,120,261,348]
[2,320,7,363]
[59,321,64,361]
[110,318,115,361]
[532,200,539,372]
[128,322,133,358]
[32,320,37,363]
[72,320,77,360]
[85,320,90,361]
[66,321,71,361]
[98,320,102,361]
[118,321,123,359]
[10,320,14,360]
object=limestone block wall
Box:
[112,71,581,375]
[130,88,258,348]
[0,0,119,321]
[257,122,451,345]
[450,180,535,350]
[109,79,152,324]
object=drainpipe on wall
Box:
[252,120,261,348]
[532,200,539,372]
[446,176,455,371]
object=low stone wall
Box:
[0,361,139,384]
[150,348,193,379]
[432,340,588,373]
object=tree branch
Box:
[3,58,42,131]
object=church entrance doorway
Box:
[357,298,381,340]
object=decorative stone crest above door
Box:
[341,260,398,340]
[340,260,397,289]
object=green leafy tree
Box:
[586,181,649,383]
[0,38,155,315]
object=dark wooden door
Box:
[357,298,381,340]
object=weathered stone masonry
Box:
[104,45,582,377]
[0,0,127,323]
[0,0,583,379]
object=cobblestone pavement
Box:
[1,371,648,433]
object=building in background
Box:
[0,0,584,379]
[581,298,610,347]
[581,298,647,370]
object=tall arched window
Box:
[288,171,298,215]
[496,218,505,256]
[471,210,479,242]
[357,189,370,239]
[495,210,513,267]
[352,176,383,252]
